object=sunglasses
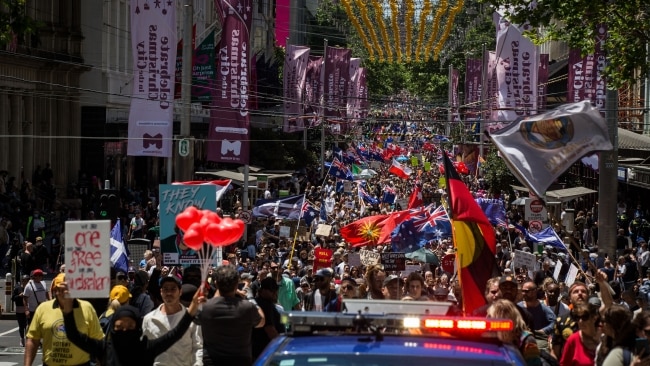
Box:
[270,266,279,270]
[573,313,591,322]
[341,285,353,291]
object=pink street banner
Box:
[207,0,253,164]
[485,51,500,133]
[304,56,323,127]
[451,68,461,122]
[567,25,607,117]
[283,45,310,133]
[465,58,482,119]
[347,58,361,123]
[538,54,549,112]
[495,15,538,122]
[275,0,290,47]
[324,47,352,131]
[128,1,177,157]
[358,68,368,119]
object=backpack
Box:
[98,311,112,333]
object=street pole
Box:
[176,0,194,182]
[320,39,328,179]
[478,44,487,175]
[446,64,452,137]
[598,89,618,259]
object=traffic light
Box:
[97,189,119,224]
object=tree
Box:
[480,0,650,88]
[0,0,39,49]
[481,148,518,196]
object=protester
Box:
[198,265,265,366]
[518,280,555,350]
[12,274,30,346]
[24,273,104,366]
[559,303,600,366]
[599,305,638,366]
[487,299,542,366]
[404,272,429,301]
[23,269,50,329]
[252,277,285,359]
[304,268,341,311]
[99,284,132,333]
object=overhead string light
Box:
[433,0,464,60]
[341,0,376,61]
[404,0,415,62]
[355,0,385,61]
[414,0,433,62]
[424,0,449,62]
[389,0,402,62]
[370,0,393,62]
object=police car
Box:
[254,300,527,366]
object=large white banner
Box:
[494,13,538,123]
[65,221,111,298]
[128,1,177,157]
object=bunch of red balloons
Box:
[174,206,245,250]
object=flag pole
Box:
[287,195,307,271]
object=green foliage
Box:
[480,0,650,88]
[481,149,518,195]
[0,0,39,48]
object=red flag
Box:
[443,153,499,314]
[407,184,423,209]
[340,215,394,247]
[388,159,412,180]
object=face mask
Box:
[112,328,142,349]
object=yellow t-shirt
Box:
[27,299,104,366]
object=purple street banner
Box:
[485,51,500,135]
[567,24,607,117]
[494,14,538,122]
[465,58,482,119]
[283,45,310,133]
[358,68,368,119]
[304,56,323,127]
[192,30,216,103]
[538,54,549,113]
[451,68,461,122]
[207,0,253,164]
[324,47,352,128]
[347,58,361,123]
[128,0,177,157]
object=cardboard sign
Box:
[381,252,406,271]
[64,220,111,298]
[313,248,333,271]
[343,181,352,193]
[370,161,382,170]
[315,224,332,237]
[395,198,408,209]
[347,252,361,267]
[553,261,562,281]
[513,249,538,272]
[279,225,291,238]
[359,249,381,266]
[565,264,579,287]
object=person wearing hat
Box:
[142,276,203,366]
[252,278,285,359]
[339,277,358,300]
[304,268,341,312]
[382,275,401,300]
[57,277,203,366]
[24,273,104,366]
[12,274,30,346]
[23,269,50,329]
[497,275,535,331]
[98,285,132,333]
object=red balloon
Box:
[175,206,201,232]
[221,218,244,245]
[204,223,226,246]
[183,222,204,250]
[201,210,222,224]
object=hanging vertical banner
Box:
[207,0,253,164]
[324,47,352,134]
[304,56,323,127]
[538,54,549,113]
[485,51,500,135]
[358,68,369,119]
[347,58,361,123]
[465,58,482,119]
[128,0,177,157]
[283,45,310,133]
[494,14,538,122]
[192,30,216,103]
[451,68,461,122]
[567,24,607,117]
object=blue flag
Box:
[514,224,567,251]
[475,198,507,228]
[324,158,353,181]
[110,219,129,274]
[253,195,304,220]
[358,186,378,205]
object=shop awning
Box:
[510,185,597,202]
[618,128,650,151]
[195,170,257,185]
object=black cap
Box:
[181,283,198,304]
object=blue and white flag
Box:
[516,224,567,251]
[301,200,320,226]
[253,195,305,220]
[110,219,129,273]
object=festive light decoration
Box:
[433,0,464,60]
[414,0,433,62]
[424,0,449,62]
[389,0,402,62]
[355,0,385,61]
[405,0,415,62]
[341,0,375,61]
[370,0,393,62]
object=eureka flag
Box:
[128,1,176,157]
[488,101,614,199]
[444,153,499,314]
[207,0,253,164]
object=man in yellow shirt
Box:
[24,273,104,366]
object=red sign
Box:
[441,254,456,274]
[529,220,543,233]
[530,200,544,213]
[313,248,333,272]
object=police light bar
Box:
[343,299,451,316]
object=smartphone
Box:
[635,337,648,356]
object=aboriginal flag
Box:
[443,154,499,314]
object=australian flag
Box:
[324,158,353,181]
[301,200,319,226]
[358,186,378,205]
[475,198,507,228]
[110,219,129,273]
[391,204,452,252]
[382,186,396,204]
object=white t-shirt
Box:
[23,280,48,311]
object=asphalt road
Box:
[0,276,43,365]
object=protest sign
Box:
[315,224,332,237]
[401,264,421,278]
[313,248,333,271]
[343,181,352,193]
[347,252,361,267]
[565,264,580,287]
[65,220,111,298]
[381,252,406,271]
[279,225,291,238]
[514,249,538,272]
[359,249,381,266]
[553,262,562,281]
